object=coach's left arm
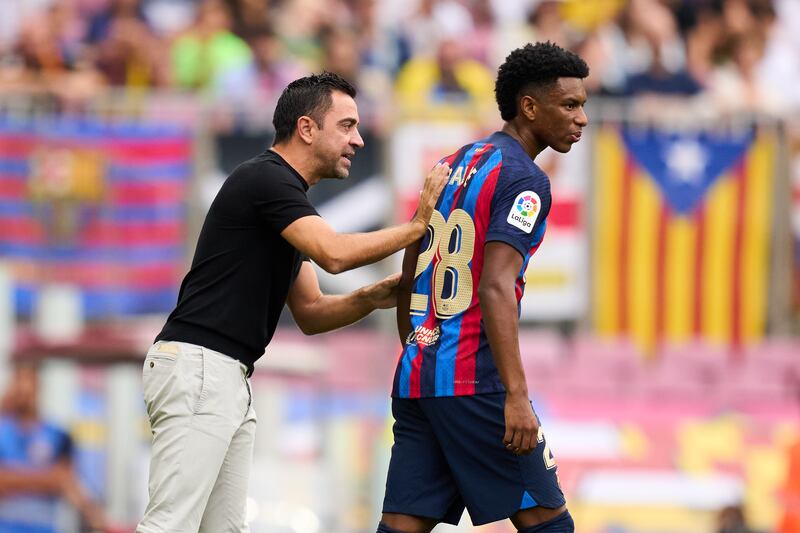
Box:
[287,261,400,335]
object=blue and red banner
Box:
[0,118,191,317]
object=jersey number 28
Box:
[410,209,476,319]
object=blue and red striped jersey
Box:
[392,131,552,398]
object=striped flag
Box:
[0,118,191,318]
[592,125,775,352]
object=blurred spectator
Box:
[572,31,622,95]
[558,0,625,32]
[272,0,337,68]
[394,36,494,117]
[170,0,256,97]
[719,0,771,38]
[354,0,412,77]
[0,362,106,532]
[528,1,572,47]
[141,0,197,36]
[490,1,571,77]
[0,0,51,55]
[706,32,779,114]
[620,0,703,96]
[226,0,274,37]
[0,2,106,105]
[319,25,363,85]
[681,0,726,86]
[399,0,475,60]
[318,24,391,127]
[13,3,85,83]
[703,0,794,114]
[90,0,168,87]
[246,25,306,99]
[85,0,149,45]
[462,0,494,64]
[716,505,758,533]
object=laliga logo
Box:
[507,191,539,233]
[516,195,537,217]
[510,195,536,229]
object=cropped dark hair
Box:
[272,72,357,144]
[495,42,589,121]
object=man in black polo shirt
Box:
[136,72,449,533]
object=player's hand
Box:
[363,272,402,309]
[412,163,450,233]
[503,392,539,455]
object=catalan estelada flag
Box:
[0,118,191,318]
[593,125,775,352]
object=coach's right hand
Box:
[412,163,450,233]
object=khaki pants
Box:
[137,341,256,533]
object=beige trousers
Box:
[137,341,256,533]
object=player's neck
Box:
[269,144,319,187]
[501,122,545,160]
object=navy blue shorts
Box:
[382,393,566,526]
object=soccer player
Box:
[378,42,589,533]
[137,72,448,533]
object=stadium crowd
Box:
[0,0,799,120]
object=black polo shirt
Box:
[157,150,317,374]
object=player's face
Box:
[532,77,588,154]
[314,90,364,180]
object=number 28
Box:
[410,209,476,319]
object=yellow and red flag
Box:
[592,125,775,352]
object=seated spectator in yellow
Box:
[394,36,495,117]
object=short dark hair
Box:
[495,42,589,121]
[272,72,357,144]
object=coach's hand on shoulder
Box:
[412,163,450,234]
[361,272,402,310]
[503,392,539,456]
[281,163,449,275]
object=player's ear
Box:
[296,116,316,145]
[519,95,536,121]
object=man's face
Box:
[529,77,588,154]
[1,366,38,419]
[312,90,364,180]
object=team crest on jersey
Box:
[507,191,540,234]
[406,325,441,347]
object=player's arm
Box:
[281,163,449,274]
[396,239,422,343]
[287,261,401,335]
[479,241,538,456]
